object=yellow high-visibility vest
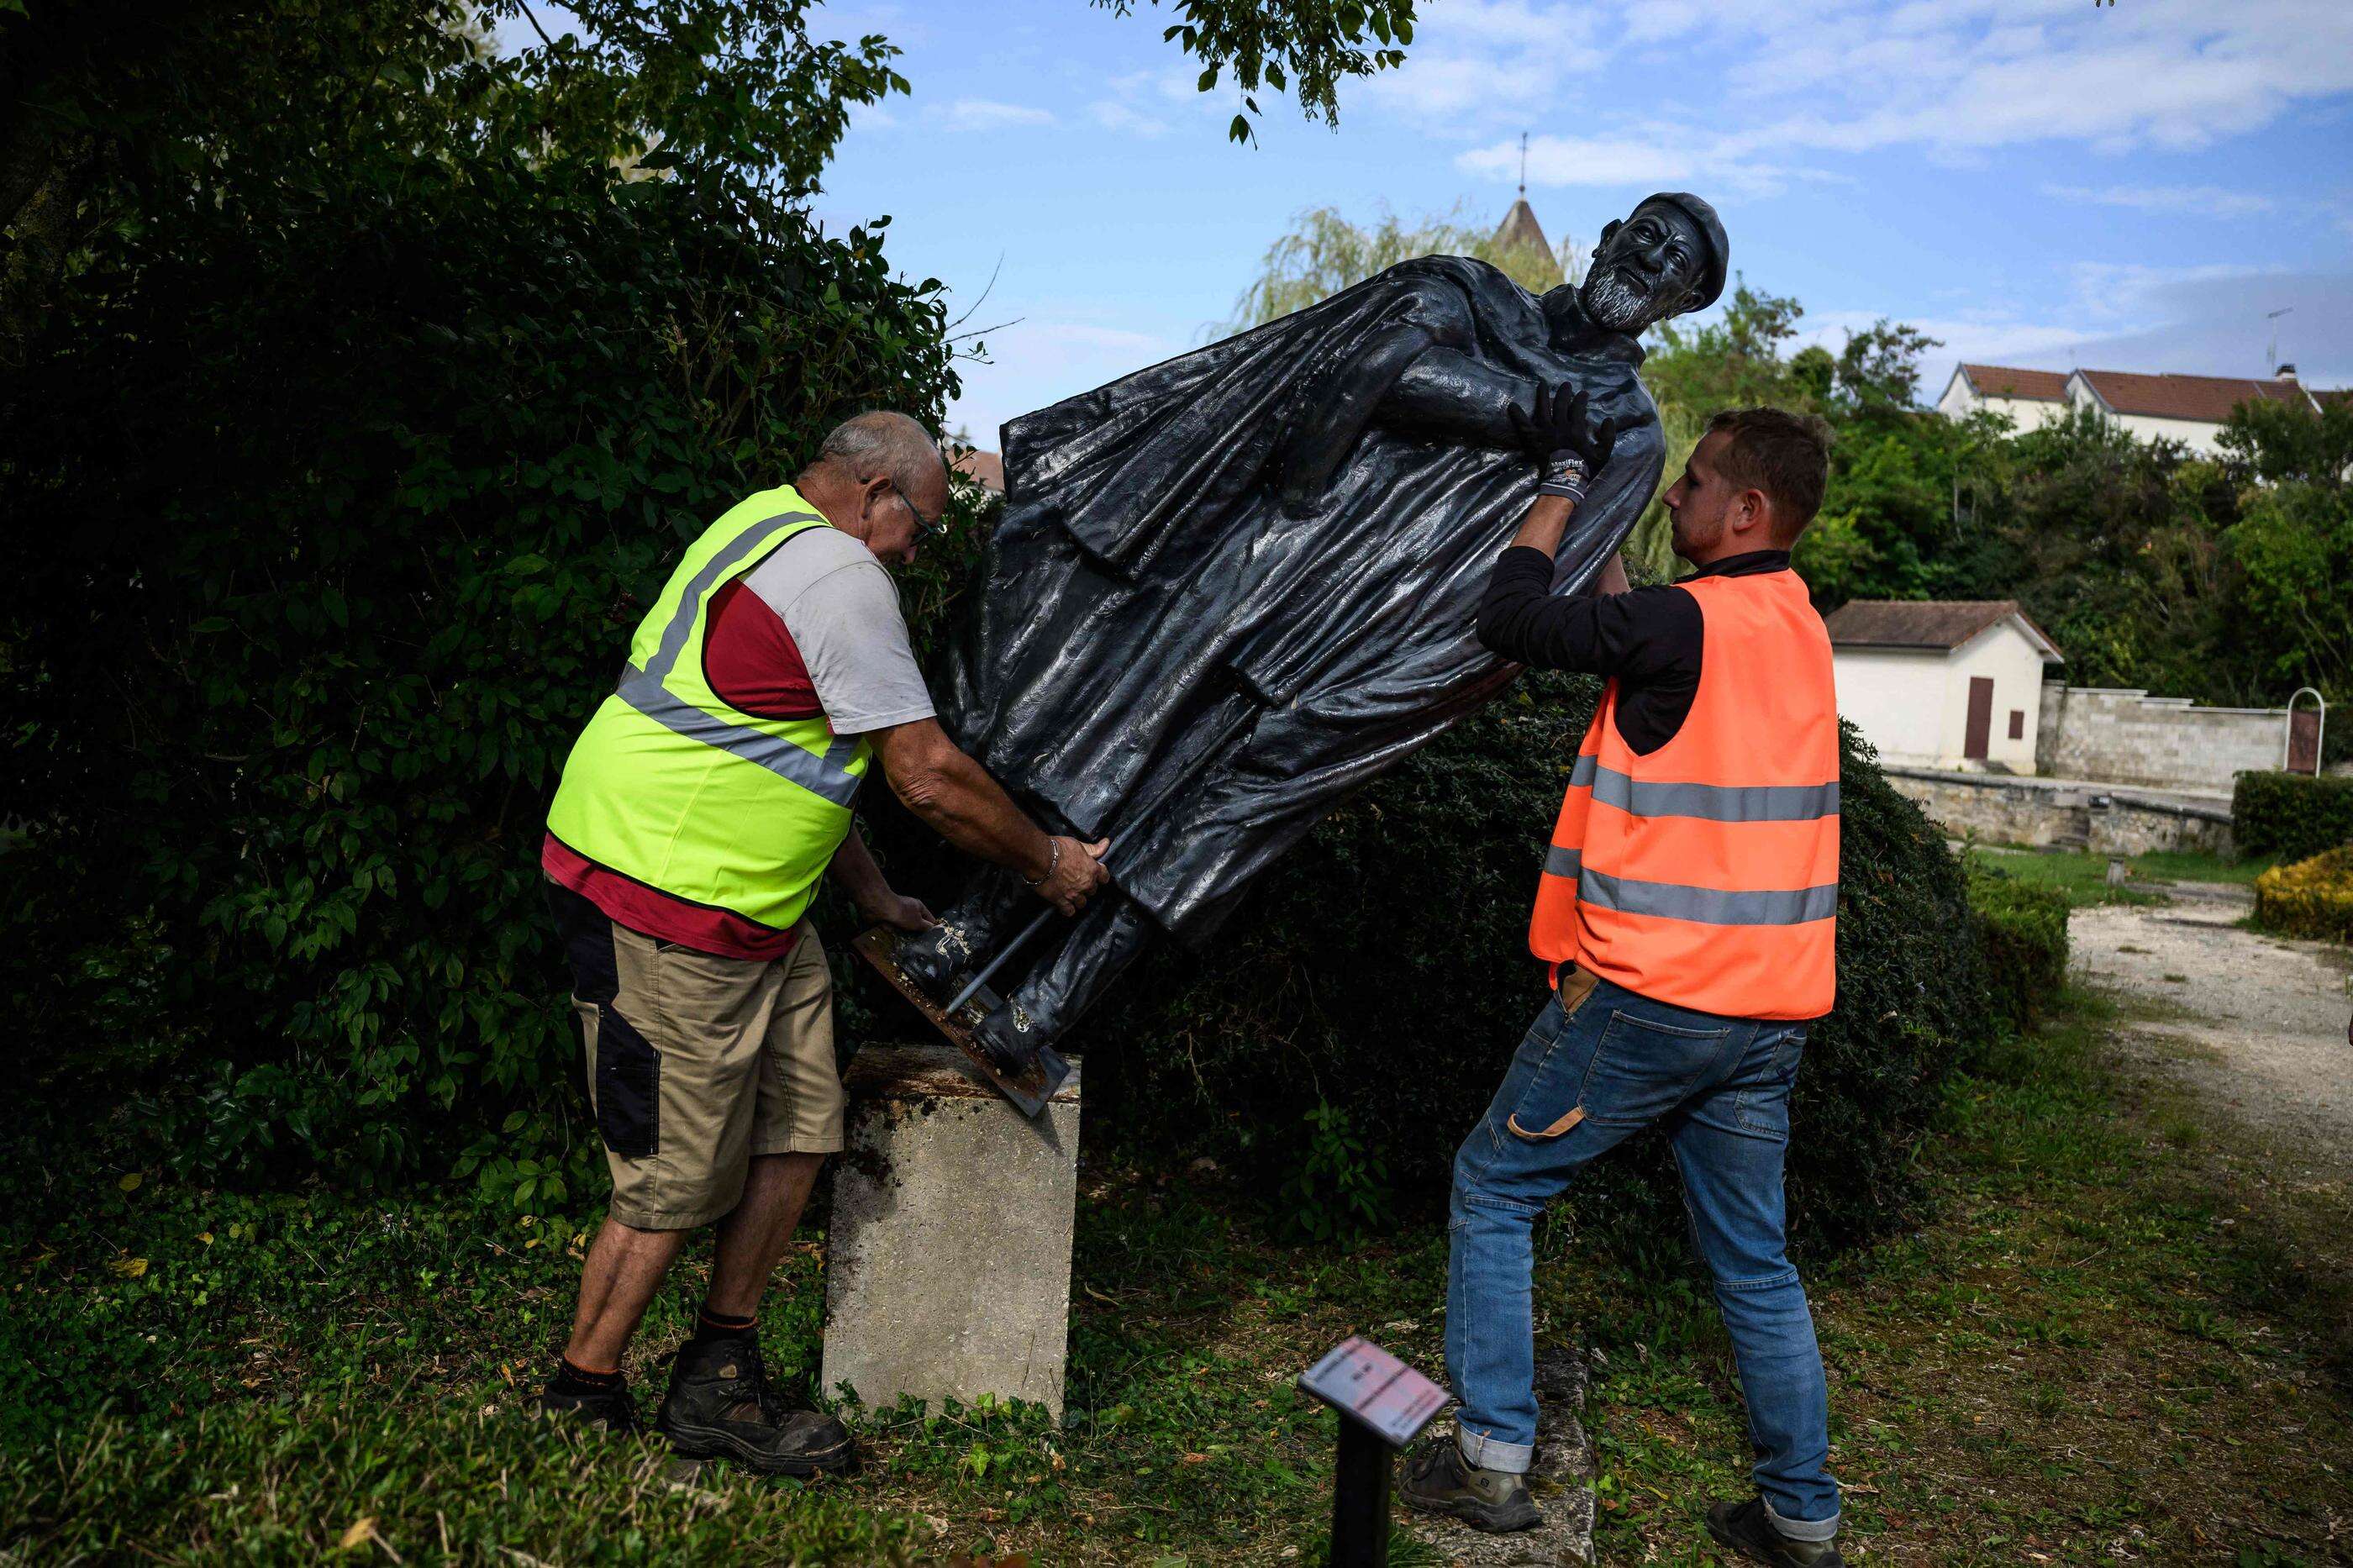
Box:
[545,487,871,934]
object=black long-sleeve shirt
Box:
[1476,547,1793,754]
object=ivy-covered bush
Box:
[2252,847,2353,943]
[1046,692,1991,1249]
[2,3,964,1191]
[1965,866,2071,1032]
[2233,771,2353,863]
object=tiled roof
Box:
[2071,369,2309,424]
[1491,197,1551,258]
[1825,599,2060,659]
[949,448,1004,493]
[1960,364,2070,403]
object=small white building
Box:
[1935,363,2072,434]
[1828,600,2063,774]
[1936,361,2325,455]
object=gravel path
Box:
[2071,883,2353,1176]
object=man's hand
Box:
[1508,383,1625,507]
[855,888,938,934]
[1029,834,1111,916]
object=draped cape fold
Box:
[944,255,1666,941]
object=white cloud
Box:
[1435,0,2353,195]
[933,97,1055,133]
[1352,0,1602,129]
[2040,183,2276,219]
[1805,265,2353,403]
[1089,99,1171,139]
[1458,128,1813,197]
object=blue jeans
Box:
[1445,974,1839,1540]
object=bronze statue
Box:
[883,194,1729,1099]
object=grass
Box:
[6,990,2349,1564]
[1964,845,2279,908]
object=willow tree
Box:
[1219,202,1585,334]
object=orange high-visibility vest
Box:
[1529,568,1840,1020]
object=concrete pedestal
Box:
[820,1044,1081,1419]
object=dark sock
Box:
[551,1355,624,1395]
[690,1308,757,1346]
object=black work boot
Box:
[654,1336,853,1476]
[1707,1498,1845,1566]
[535,1375,641,1436]
[891,918,983,996]
[970,997,1049,1078]
[1395,1434,1541,1533]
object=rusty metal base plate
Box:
[850,927,1071,1118]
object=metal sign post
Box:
[1298,1336,1450,1568]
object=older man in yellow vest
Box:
[535,412,1108,1472]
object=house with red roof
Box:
[1937,361,2333,455]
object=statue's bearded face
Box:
[1579,206,1709,334]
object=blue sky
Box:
[577,2,2353,444]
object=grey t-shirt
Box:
[740,529,936,734]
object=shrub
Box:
[2233,771,2353,863]
[1041,691,1990,1250]
[2252,847,2353,943]
[1965,865,2071,1032]
[2,5,961,1191]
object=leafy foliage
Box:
[1,1,964,1187]
[1218,200,1585,335]
[1061,676,1992,1249]
[2251,845,2353,943]
[1964,865,2071,1033]
[1640,281,2350,754]
[2232,771,2353,863]
[1095,0,1415,143]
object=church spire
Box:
[1492,133,1550,257]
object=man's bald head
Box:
[797,410,951,566]
[816,411,947,503]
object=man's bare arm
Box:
[866,718,1108,914]
[829,826,936,932]
[1505,495,1632,592]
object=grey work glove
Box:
[1508,383,1624,507]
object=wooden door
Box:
[1964,676,1994,760]
[2288,708,2320,775]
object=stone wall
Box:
[2036,683,2286,792]
[1883,767,2234,857]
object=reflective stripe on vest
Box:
[1528,569,1840,1020]
[606,507,865,809]
[545,489,872,933]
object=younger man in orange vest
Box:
[1398,403,1845,1568]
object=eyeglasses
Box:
[892,483,949,539]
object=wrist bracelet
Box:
[1024,836,1061,887]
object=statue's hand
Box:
[1508,383,1628,506]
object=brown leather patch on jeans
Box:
[1556,963,1601,1018]
[1508,1105,1587,1140]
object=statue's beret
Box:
[1634,192,1729,313]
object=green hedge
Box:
[1965,865,2072,1032]
[2252,846,2353,942]
[3,17,961,1193]
[2233,771,2353,862]
[983,692,1992,1250]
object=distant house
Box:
[1936,363,2072,434]
[1828,600,2063,773]
[1937,361,2328,456]
[949,447,1004,495]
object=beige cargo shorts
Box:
[549,886,846,1231]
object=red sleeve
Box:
[699,578,824,720]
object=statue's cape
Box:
[944,256,1663,931]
